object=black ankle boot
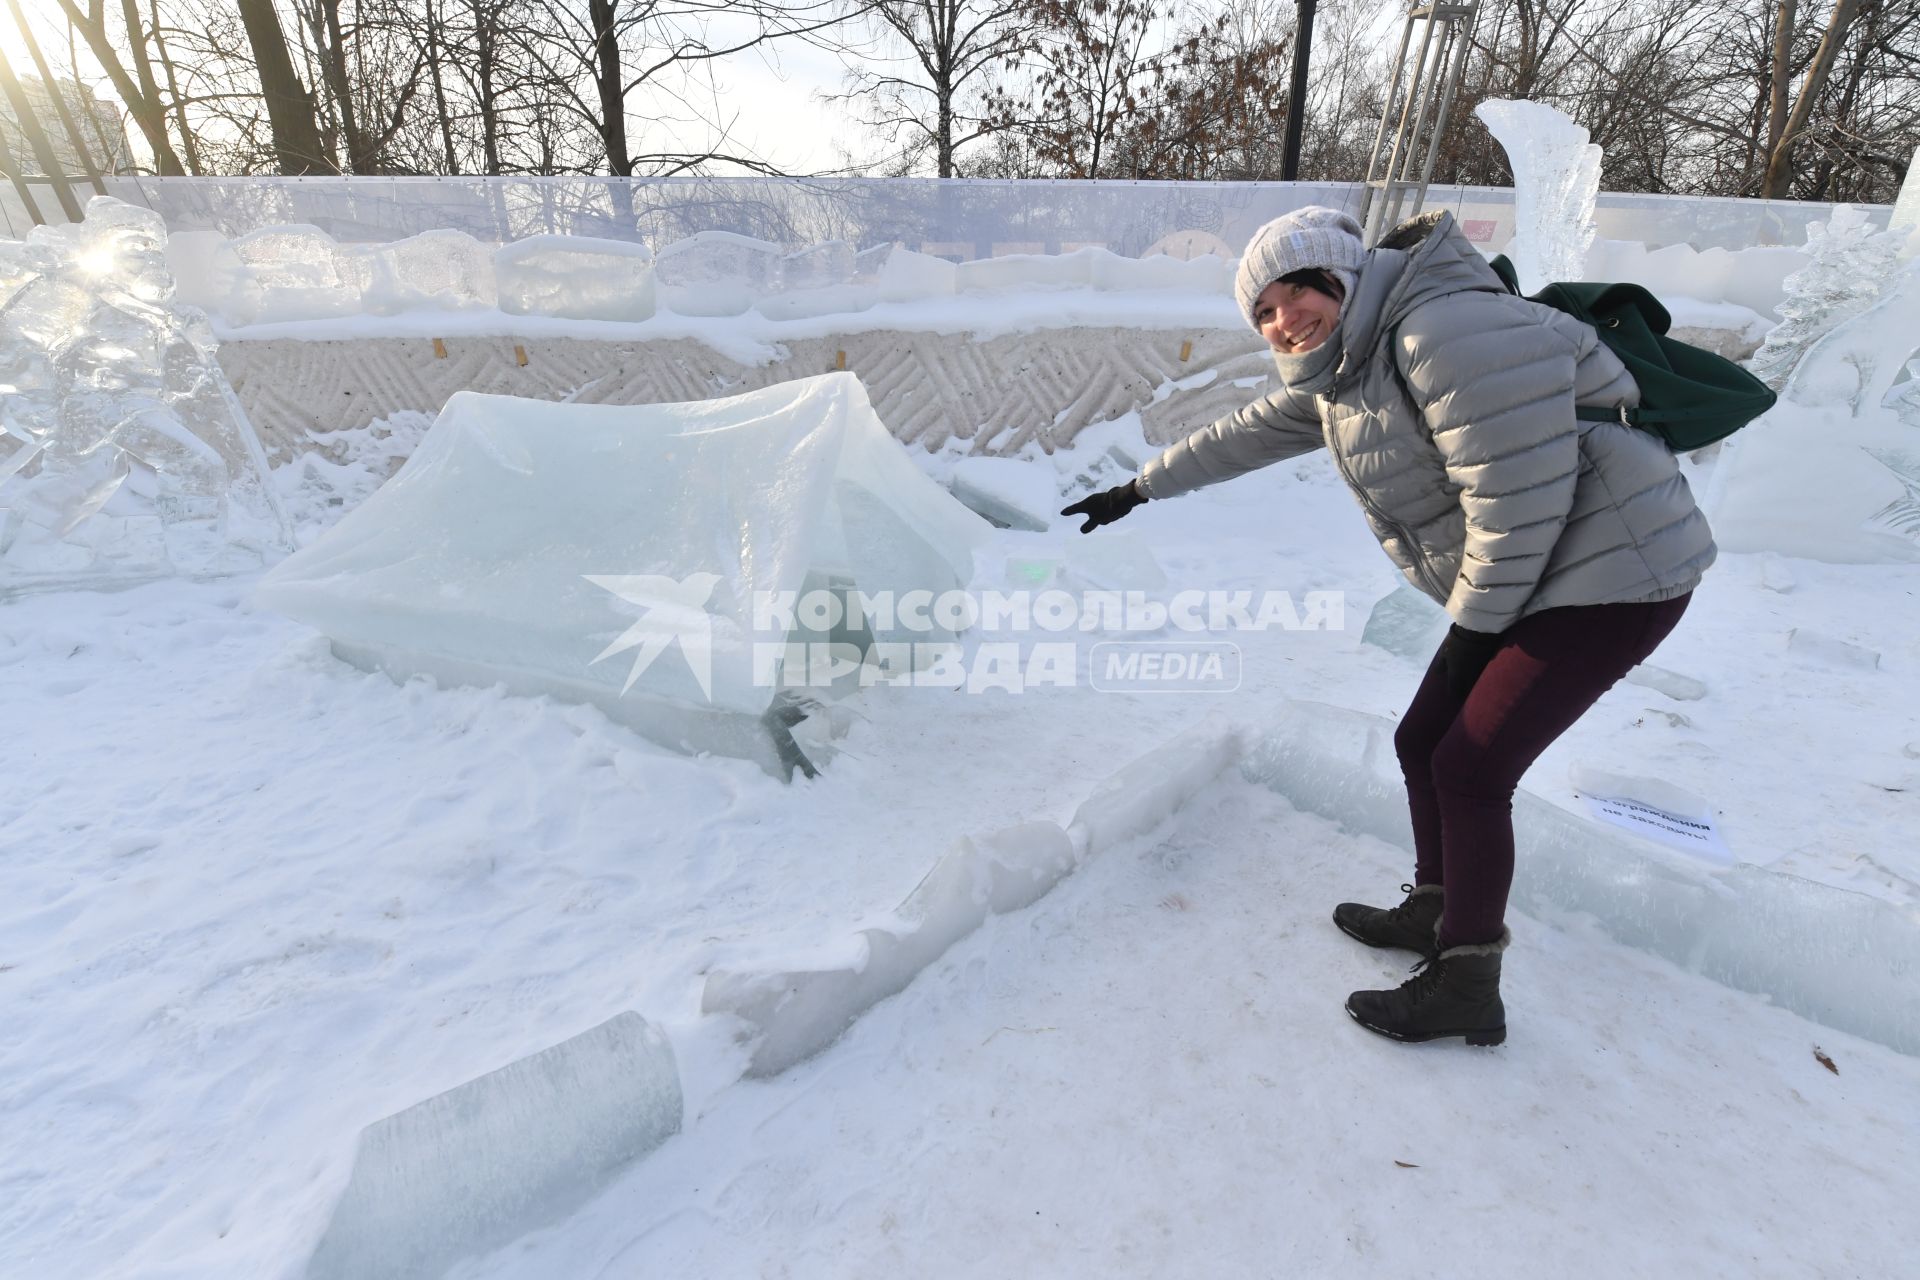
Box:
[1332,883,1443,957]
[1345,929,1509,1046]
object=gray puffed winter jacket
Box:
[1137,211,1715,633]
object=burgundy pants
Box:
[1394,594,1692,948]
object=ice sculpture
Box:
[1473,99,1600,293]
[1706,239,1920,563]
[255,374,988,777]
[495,234,655,321]
[0,197,293,594]
[876,245,957,302]
[1749,206,1903,391]
[306,1012,681,1280]
[226,223,366,324]
[1886,141,1920,253]
[652,230,781,316]
[1780,255,1920,415]
[1704,400,1920,564]
[360,228,498,315]
[1241,700,1920,1057]
[760,240,875,321]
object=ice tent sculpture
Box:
[256,374,988,776]
[0,197,292,594]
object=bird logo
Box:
[583,572,722,701]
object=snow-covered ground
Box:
[5,405,1919,1279]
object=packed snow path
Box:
[462,777,1920,1279]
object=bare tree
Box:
[982,0,1168,178]
[516,0,859,178]
[236,0,334,172]
[1764,0,1871,195]
[829,0,1037,176]
[51,0,186,173]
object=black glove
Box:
[1061,479,1147,534]
[1439,623,1503,701]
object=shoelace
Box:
[1400,954,1451,1005]
[1382,883,1425,927]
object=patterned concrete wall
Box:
[217,328,1274,461]
[217,321,1761,463]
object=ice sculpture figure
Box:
[0,197,293,594]
[1780,254,1920,415]
[256,374,988,777]
[1473,99,1600,293]
[1748,206,1903,391]
[495,234,655,321]
[1703,221,1920,563]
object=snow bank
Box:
[1242,700,1920,1058]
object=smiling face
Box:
[1254,276,1343,355]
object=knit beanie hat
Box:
[1233,206,1367,330]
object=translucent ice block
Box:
[1475,99,1600,293]
[305,1012,681,1280]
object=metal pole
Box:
[1359,11,1418,232]
[1414,4,1480,214]
[0,118,44,226]
[1376,8,1442,235]
[0,43,80,220]
[1281,0,1317,181]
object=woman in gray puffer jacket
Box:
[1063,206,1713,1048]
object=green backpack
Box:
[1488,254,1777,451]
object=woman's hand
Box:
[1061,479,1147,534]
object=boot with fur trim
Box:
[1345,929,1509,1046]
[1332,883,1443,957]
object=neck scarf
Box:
[1271,323,1344,394]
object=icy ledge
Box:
[703,716,1248,1075]
[1241,701,1920,1058]
[304,1013,681,1280]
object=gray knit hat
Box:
[1233,206,1366,329]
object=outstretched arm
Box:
[1135,381,1326,501]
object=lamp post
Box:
[1281,0,1317,181]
